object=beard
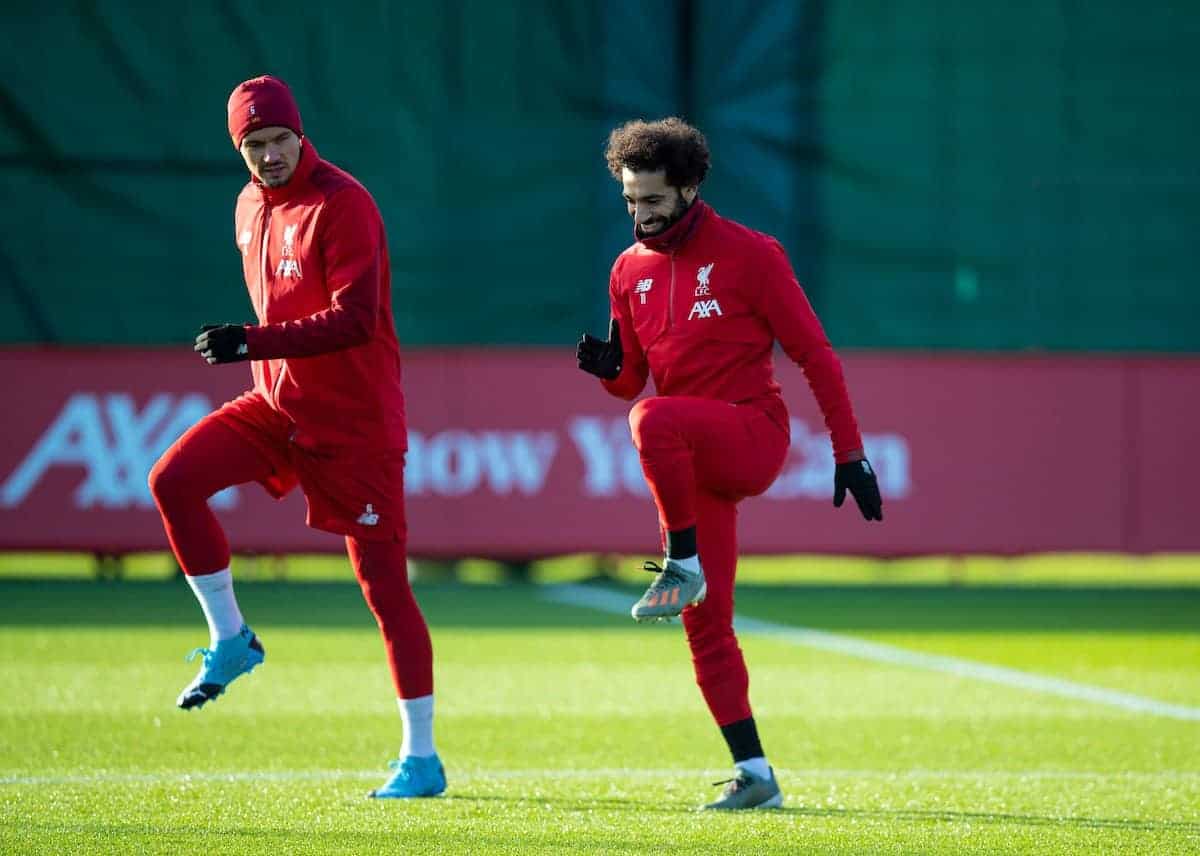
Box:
[259,165,292,187]
[638,192,692,236]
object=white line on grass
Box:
[541,584,1200,722]
[4,768,1199,788]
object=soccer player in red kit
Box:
[577,118,883,810]
[148,76,444,799]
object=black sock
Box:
[720,717,764,764]
[666,526,697,559]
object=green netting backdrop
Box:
[1,1,1196,350]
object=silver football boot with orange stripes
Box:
[702,766,783,810]
[630,559,706,622]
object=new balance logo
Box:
[356,503,380,526]
[688,299,723,320]
[635,278,653,304]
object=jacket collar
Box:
[636,198,709,254]
[254,138,319,205]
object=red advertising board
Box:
[1,348,1197,557]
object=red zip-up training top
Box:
[233,140,406,452]
[602,199,863,462]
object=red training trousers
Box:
[628,396,789,726]
[148,406,432,699]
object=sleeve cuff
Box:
[835,447,865,464]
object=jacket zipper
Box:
[258,205,286,408]
[258,206,272,322]
[668,253,677,330]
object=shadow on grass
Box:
[14,802,1199,835]
[7,783,1199,838]
[780,805,1200,833]
[0,578,1198,633]
[440,794,1200,833]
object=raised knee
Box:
[147,455,187,507]
[629,397,679,447]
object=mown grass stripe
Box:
[541,584,1200,721]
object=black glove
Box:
[577,318,623,380]
[194,324,249,365]
[834,458,883,521]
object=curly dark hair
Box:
[605,118,710,188]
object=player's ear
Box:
[681,185,698,204]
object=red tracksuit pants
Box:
[148,414,432,699]
[629,396,789,726]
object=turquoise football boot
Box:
[368,754,447,799]
[176,624,265,710]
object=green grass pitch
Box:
[1,571,1198,854]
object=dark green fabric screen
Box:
[818,1,1200,350]
[1,1,1196,351]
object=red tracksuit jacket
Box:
[602,200,863,462]
[234,140,406,452]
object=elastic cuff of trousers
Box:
[660,517,697,539]
[711,705,755,729]
[181,564,233,577]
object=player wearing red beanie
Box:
[149,75,444,801]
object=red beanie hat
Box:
[227,75,303,148]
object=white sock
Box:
[398,694,436,758]
[669,554,701,574]
[185,568,244,644]
[736,756,771,780]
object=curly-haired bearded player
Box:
[577,118,883,810]
[148,75,443,800]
